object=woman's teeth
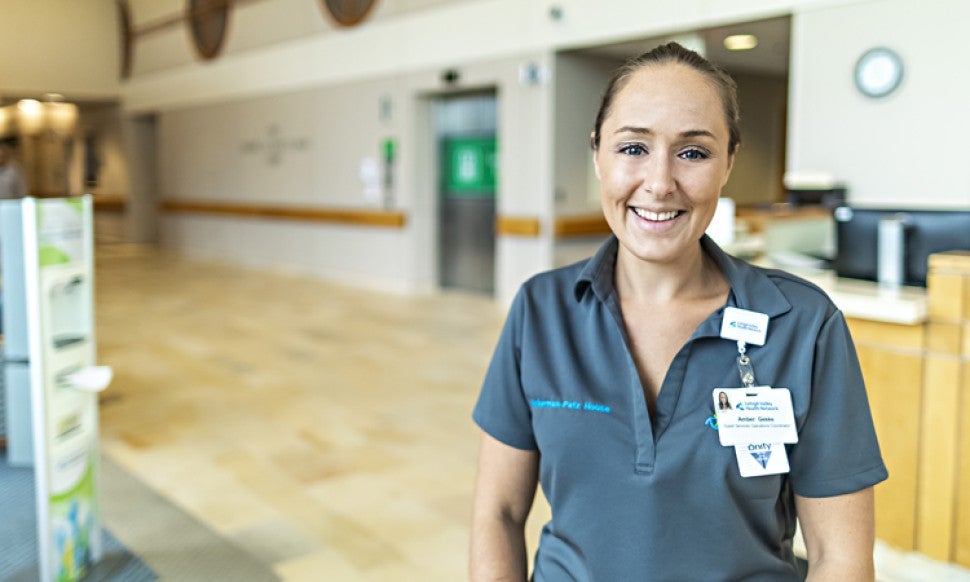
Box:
[632,208,679,221]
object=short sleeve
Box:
[472,289,537,450]
[788,310,889,497]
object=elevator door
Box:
[435,93,497,294]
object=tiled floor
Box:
[93,243,550,580]
[91,243,969,581]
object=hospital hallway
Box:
[27,242,970,581]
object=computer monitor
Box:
[833,207,970,287]
[787,186,846,208]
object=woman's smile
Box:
[628,206,686,233]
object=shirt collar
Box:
[574,236,619,302]
[574,235,792,319]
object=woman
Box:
[470,43,886,581]
[717,390,732,411]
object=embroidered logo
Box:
[705,415,718,430]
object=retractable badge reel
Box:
[712,308,795,477]
[719,306,769,388]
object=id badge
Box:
[734,442,790,477]
[713,387,798,447]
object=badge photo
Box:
[713,387,798,447]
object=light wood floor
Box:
[94,243,550,580]
[92,243,970,581]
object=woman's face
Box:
[719,392,728,404]
[594,63,735,266]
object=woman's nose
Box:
[641,155,675,197]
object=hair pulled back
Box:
[591,42,741,156]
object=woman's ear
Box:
[591,132,601,180]
[721,148,738,188]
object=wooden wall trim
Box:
[160,200,407,228]
[554,214,610,238]
[495,216,541,237]
[93,195,127,212]
[494,213,610,238]
[162,206,604,235]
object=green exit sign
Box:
[444,137,497,194]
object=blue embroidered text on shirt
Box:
[530,399,611,414]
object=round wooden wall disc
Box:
[319,0,379,27]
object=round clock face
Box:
[320,0,379,27]
[854,48,903,98]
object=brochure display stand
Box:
[1,195,111,581]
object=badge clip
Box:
[736,340,757,388]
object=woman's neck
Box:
[614,241,727,306]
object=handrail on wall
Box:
[160,200,407,228]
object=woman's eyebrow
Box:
[612,126,716,140]
[680,129,716,140]
[613,126,652,136]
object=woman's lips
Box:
[630,207,682,222]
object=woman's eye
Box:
[679,148,710,161]
[619,144,646,156]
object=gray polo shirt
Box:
[473,235,888,581]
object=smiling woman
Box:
[470,42,887,582]
[592,61,736,268]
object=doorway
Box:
[433,91,497,295]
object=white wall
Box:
[552,52,616,216]
[156,51,554,302]
[127,0,473,76]
[789,0,970,209]
[158,78,405,208]
[156,74,418,292]
[123,0,857,112]
[0,0,119,99]
[124,0,970,303]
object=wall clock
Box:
[319,0,379,27]
[854,47,904,99]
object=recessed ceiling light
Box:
[17,99,42,116]
[724,34,758,51]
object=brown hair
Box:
[590,42,741,156]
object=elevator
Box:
[433,91,498,295]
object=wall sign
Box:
[444,137,497,195]
[240,125,310,166]
[319,0,379,27]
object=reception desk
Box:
[796,252,969,566]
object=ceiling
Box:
[575,15,791,77]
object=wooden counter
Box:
[839,251,970,566]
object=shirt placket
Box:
[606,294,731,476]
